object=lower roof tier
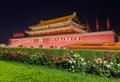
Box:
[25,25,87,36]
[27,29,77,37]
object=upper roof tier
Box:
[29,12,81,30]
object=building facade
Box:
[9,12,115,48]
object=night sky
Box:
[0,0,120,44]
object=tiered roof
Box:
[25,12,87,36]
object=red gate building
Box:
[9,12,115,48]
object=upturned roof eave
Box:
[29,12,77,29]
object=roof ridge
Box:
[40,12,76,23]
[30,12,77,27]
[37,15,72,25]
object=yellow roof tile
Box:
[32,12,77,27]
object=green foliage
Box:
[0,47,120,78]
[0,60,120,82]
[0,47,119,58]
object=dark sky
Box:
[0,0,120,44]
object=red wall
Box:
[9,31,115,48]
